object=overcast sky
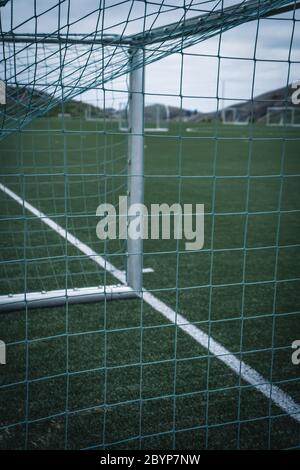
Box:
[1,0,300,112]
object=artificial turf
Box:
[0,118,299,449]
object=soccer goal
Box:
[1,0,300,452]
[0,51,146,310]
[221,107,250,125]
[119,103,170,132]
[266,106,300,127]
[84,104,104,122]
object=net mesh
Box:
[0,0,300,451]
[1,0,297,138]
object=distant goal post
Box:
[266,106,300,127]
[221,107,249,125]
[119,103,170,132]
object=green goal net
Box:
[0,0,300,451]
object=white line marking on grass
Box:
[1,182,299,423]
[142,267,154,273]
[142,291,300,423]
[0,183,126,284]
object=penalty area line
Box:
[0,181,299,424]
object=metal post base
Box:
[0,285,137,313]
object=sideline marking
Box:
[1,181,299,423]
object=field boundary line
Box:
[1,181,299,424]
[0,183,127,283]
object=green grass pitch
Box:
[0,118,299,449]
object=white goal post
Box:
[84,104,105,121]
[119,102,170,132]
[1,1,299,313]
[0,48,146,312]
[221,107,249,125]
[266,106,300,127]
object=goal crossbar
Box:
[2,1,299,141]
[2,1,299,47]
